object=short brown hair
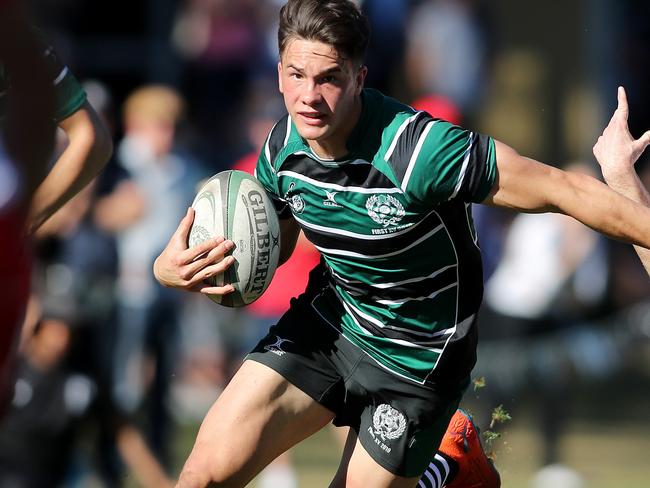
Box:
[278,0,370,66]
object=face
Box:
[278,38,367,158]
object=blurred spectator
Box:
[360,0,410,96]
[405,0,488,115]
[172,0,268,166]
[0,306,93,488]
[0,296,173,488]
[108,84,205,465]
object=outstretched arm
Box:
[593,87,650,274]
[482,137,650,250]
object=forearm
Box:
[27,105,112,233]
[558,170,650,249]
[601,168,650,274]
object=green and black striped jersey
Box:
[255,89,497,386]
[0,29,86,124]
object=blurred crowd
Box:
[2,0,650,487]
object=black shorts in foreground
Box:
[246,292,469,478]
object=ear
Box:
[355,65,368,96]
[277,61,284,94]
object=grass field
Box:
[166,409,650,488]
[156,368,650,487]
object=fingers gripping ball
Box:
[189,170,281,307]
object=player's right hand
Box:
[153,207,235,294]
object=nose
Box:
[301,80,322,106]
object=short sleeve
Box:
[402,120,496,205]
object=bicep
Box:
[482,140,565,213]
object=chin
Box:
[295,123,330,142]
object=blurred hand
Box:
[153,207,235,296]
[593,86,650,184]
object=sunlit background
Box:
[3,1,650,487]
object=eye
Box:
[289,72,303,80]
[321,75,337,84]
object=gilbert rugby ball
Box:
[188,170,281,307]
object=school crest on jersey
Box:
[366,194,405,227]
[372,404,407,441]
[284,182,305,214]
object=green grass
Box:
[163,412,650,488]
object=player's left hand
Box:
[593,86,650,183]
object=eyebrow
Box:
[287,64,343,76]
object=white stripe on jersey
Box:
[383,322,455,339]
[449,132,475,199]
[284,115,292,146]
[52,67,68,86]
[401,120,437,192]
[276,170,403,194]
[384,111,421,162]
[310,294,431,385]
[293,214,414,240]
[314,223,443,259]
[340,299,444,353]
[262,119,283,174]
[376,282,457,306]
[371,264,457,289]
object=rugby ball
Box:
[188,170,281,307]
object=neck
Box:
[308,95,362,159]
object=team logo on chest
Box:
[372,404,407,442]
[323,190,341,208]
[284,182,305,214]
[366,194,405,227]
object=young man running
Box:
[154,1,650,486]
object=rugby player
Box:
[154,1,650,486]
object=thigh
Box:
[180,359,335,487]
[340,358,467,479]
[330,429,420,488]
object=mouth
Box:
[297,111,327,126]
